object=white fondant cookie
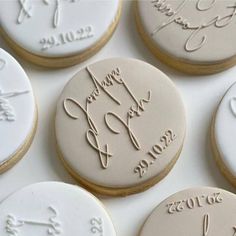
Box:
[140,187,236,236]
[136,0,236,74]
[0,182,116,236]
[0,48,37,173]
[55,58,186,196]
[0,0,121,67]
[212,82,236,187]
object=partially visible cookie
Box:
[135,0,236,74]
[0,182,116,236]
[0,49,37,174]
[0,0,121,68]
[55,58,186,196]
[211,82,236,187]
[140,187,236,235]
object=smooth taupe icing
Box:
[55,58,186,194]
[136,0,236,64]
[140,187,236,236]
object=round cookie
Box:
[55,58,186,196]
[135,0,236,74]
[0,182,116,236]
[0,0,121,68]
[139,187,236,236]
[0,48,37,174]
[211,82,236,187]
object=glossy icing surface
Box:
[214,82,236,177]
[55,58,186,188]
[136,0,236,64]
[0,182,116,236]
[0,49,35,165]
[140,187,236,235]
[0,0,120,57]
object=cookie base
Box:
[135,2,236,75]
[211,112,236,188]
[0,107,38,174]
[0,0,122,68]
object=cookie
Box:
[135,0,236,74]
[139,187,236,235]
[55,58,186,196]
[0,49,37,174]
[0,182,116,236]
[0,0,121,68]
[211,82,236,187]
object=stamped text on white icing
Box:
[230,97,236,117]
[0,58,6,70]
[63,67,152,169]
[0,60,29,122]
[151,0,236,52]
[39,26,94,51]
[90,217,103,236]
[16,0,95,50]
[17,0,79,28]
[5,206,62,236]
[0,89,29,122]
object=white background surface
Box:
[0,1,236,235]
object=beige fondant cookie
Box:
[55,58,186,196]
[135,0,236,74]
[211,82,236,187]
[0,49,37,174]
[0,0,121,68]
[140,187,236,236]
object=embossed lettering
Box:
[134,159,149,178]
[17,0,79,27]
[134,129,177,178]
[5,206,62,236]
[197,0,216,11]
[63,67,127,169]
[151,0,236,52]
[17,0,32,24]
[90,217,103,236]
[64,67,152,169]
[86,67,121,105]
[0,58,6,70]
[63,97,112,169]
[233,227,236,236]
[166,192,223,214]
[230,97,236,117]
[148,129,176,160]
[0,86,29,122]
[105,91,151,150]
[203,214,210,236]
[40,26,94,51]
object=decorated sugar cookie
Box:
[0,0,121,68]
[136,0,236,74]
[212,82,236,187]
[0,182,116,236]
[139,187,236,235]
[0,49,37,174]
[55,58,186,196]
